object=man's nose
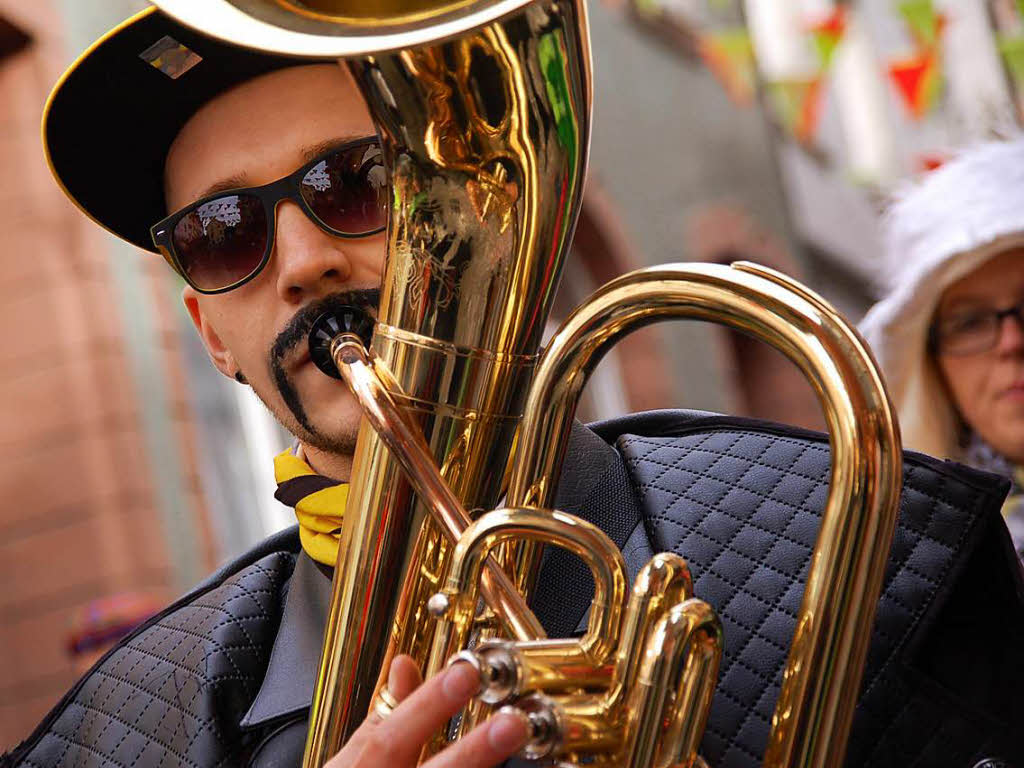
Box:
[273,201,353,303]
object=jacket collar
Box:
[239,551,332,728]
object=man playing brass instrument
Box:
[5,7,1024,768]
[6,8,527,768]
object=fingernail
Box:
[488,711,528,752]
[441,660,481,701]
[387,659,400,696]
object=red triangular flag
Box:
[888,53,940,119]
[916,152,946,172]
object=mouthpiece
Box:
[308,306,375,379]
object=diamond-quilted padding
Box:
[617,428,1001,768]
[13,551,296,768]
[8,416,1019,768]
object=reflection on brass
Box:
[276,0,482,26]
[150,1,900,766]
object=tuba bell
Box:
[147,2,902,766]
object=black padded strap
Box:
[614,416,1023,768]
[530,421,653,638]
[532,409,1024,766]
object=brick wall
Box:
[0,3,215,747]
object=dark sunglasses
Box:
[151,137,387,294]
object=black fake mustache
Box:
[270,288,380,368]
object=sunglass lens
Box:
[172,194,268,291]
[300,143,388,235]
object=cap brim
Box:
[43,8,314,253]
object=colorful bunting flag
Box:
[888,52,942,120]
[699,27,757,106]
[629,0,658,13]
[807,7,847,72]
[916,152,947,173]
[896,0,945,49]
[766,77,824,143]
[998,34,1024,88]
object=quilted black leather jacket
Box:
[5,411,1023,768]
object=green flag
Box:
[699,27,757,105]
[767,77,823,142]
[999,34,1024,87]
[808,8,846,71]
[897,0,941,48]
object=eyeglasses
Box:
[930,299,1024,356]
[151,137,387,294]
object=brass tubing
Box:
[547,699,622,754]
[510,641,616,692]
[645,600,722,768]
[502,692,625,757]
[507,262,902,768]
[463,638,616,700]
[560,554,697,766]
[331,336,543,640]
[455,552,700,758]
[606,553,694,712]
[617,599,721,768]
[427,507,629,682]
[148,0,552,58]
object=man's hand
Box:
[324,655,528,768]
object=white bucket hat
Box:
[860,138,1024,460]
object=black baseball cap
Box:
[43,7,320,253]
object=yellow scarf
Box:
[273,449,349,566]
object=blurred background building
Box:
[1,0,1021,747]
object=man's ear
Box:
[182,286,238,381]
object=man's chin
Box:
[302,380,368,448]
[297,425,361,457]
[293,400,365,456]
[255,370,364,457]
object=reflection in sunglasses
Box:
[198,196,243,233]
[304,162,331,193]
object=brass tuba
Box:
[148,2,902,766]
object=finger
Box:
[420,709,528,768]
[389,654,422,702]
[335,654,425,762]
[359,660,482,765]
[357,654,425,735]
[331,655,419,765]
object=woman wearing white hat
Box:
[861,139,1024,556]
